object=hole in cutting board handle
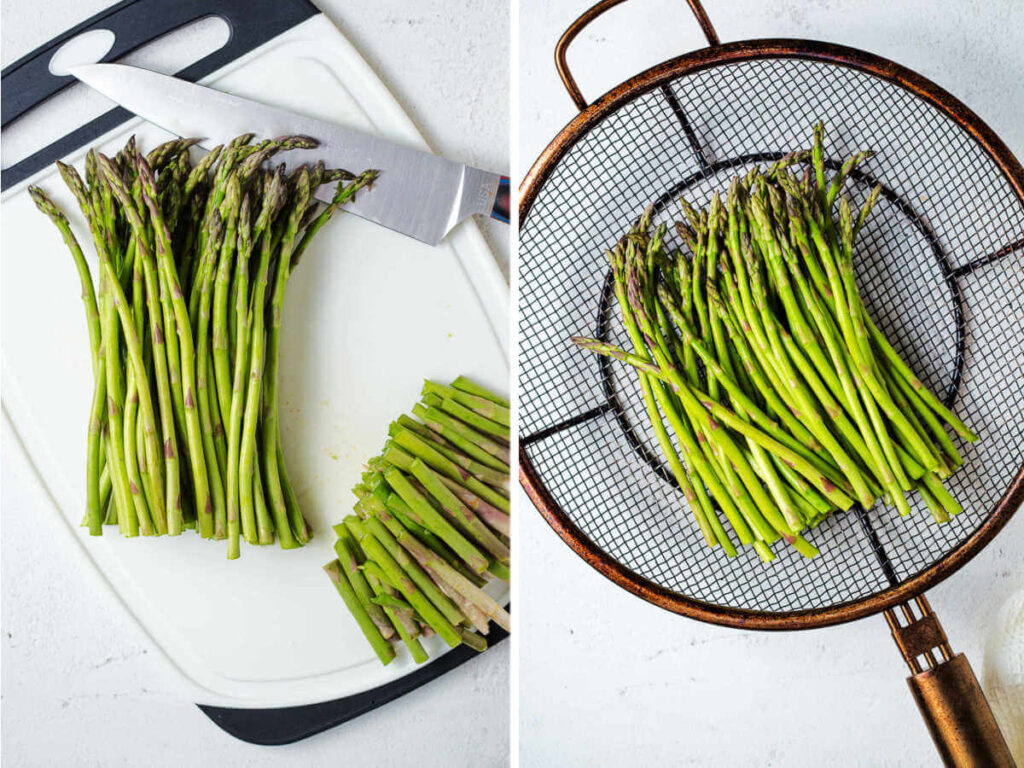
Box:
[47,29,116,77]
[3,15,230,170]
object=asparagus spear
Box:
[194,209,229,539]
[416,396,510,465]
[427,394,510,442]
[375,512,511,632]
[237,173,283,547]
[29,188,105,535]
[259,168,312,548]
[380,466,490,574]
[407,458,510,564]
[345,516,462,648]
[411,402,509,476]
[361,514,466,627]
[422,380,509,427]
[388,429,510,512]
[324,560,395,666]
[334,534,395,640]
[365,569,427,664]
[451,376,509,408]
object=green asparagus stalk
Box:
[258,169,311,548]
[427,394,510,442]
[422,380,509,427]
[334,534,395,639]
[451,376,509,407]
[237,194,279,546]
[375,511,511,632]
[194,209,229,539]
[323,559,395,666]
[345,516,462,648]
[411,401,509,475]
[407,458,510,564]
[29,188,105,535]
[365,569,427,663]
[380,466,490,574]
[389,429,510,513]
[361,514,466,627]
[417,396,510,464]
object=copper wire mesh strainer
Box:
[518,1,1023,764]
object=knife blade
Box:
[70,63,509,246]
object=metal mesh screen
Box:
[519,56,1024,615]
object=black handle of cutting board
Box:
[1,0,320,188]
[200,625,509,745]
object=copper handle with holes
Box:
[886,596,1016,767]
[555,0,720,111]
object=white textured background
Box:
[1,1,509,766]
[518,1,1023,766]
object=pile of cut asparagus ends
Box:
[325,377,511,665]
[573,123,977,563]
[31,134,376,559]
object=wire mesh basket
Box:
[518,1,1022,763]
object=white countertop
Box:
[518,0,1023,766]
[1,1,509,766]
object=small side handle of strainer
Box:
[555,0,720,111]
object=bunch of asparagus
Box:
[573,124,976,562]
[31,134,376,559]
[325,377,511,665]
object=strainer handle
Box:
[555,0,720,111]
[886,595,1016,767]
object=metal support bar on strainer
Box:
[515,1,1024,766]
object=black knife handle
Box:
[1,0,319,188]
[490,175,510,223]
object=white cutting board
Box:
[0,13,509,708]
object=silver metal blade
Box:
[70,63,502,245]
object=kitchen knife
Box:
[70,62,509,246]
